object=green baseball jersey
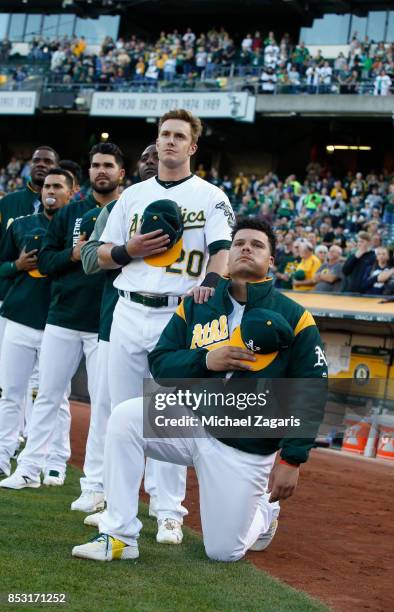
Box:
[0,213,51,330]
[80,200,118,342]
[38,194,105,333]
[149,277,328,465]
[0,184,41,300]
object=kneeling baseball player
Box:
[72,218,327,562]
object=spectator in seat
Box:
[315,244,328,264]
[292,241,321,291]
[374,70,392,96]
[164,54,177,81]
[361,247,394,295]
[260,66,277,93]
[6,157,21,178]
[274,236,299,289]
[330,180,347,201]
[342,231,376,293]
[318,61,332,93]
[288,65,301,93]
[313,245,343,292]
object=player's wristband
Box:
[201,272,221,289]
[111,245,132,266]
[280,459,300,468]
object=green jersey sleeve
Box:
[38,208,76,275]
[81,207,109,275]
[0,224,20,279]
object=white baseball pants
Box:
[0,303,7,396]
[0,302,7,353]
[80,339,110,492]
[108,297,187,522]
[0,321,70,476]
[100,397,280,562]
[17,324,98,479]
[22,357,40,439]
[0,306,39,440]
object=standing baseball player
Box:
[71,144,157,514]
[0,146,59,355]
[0,143,123,490]
[97,109,234,544]
[0,169,73,480]
[72,218,328,563]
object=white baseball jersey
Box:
[100,175,234,295]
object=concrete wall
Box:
[256,94,394,117]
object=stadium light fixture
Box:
[326,145,372,152]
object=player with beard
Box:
[0,146,59,349]
[71,144,157,514]
[0,169,72,480]
[0,144,123,490]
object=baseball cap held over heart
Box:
[142,199,184,267]
[24,229,47,278]
[228,308,295,371]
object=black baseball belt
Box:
[118,290,182,308]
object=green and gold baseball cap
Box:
[292,269,306,281]
[141,199,183,267]
[24,229,47,278]
[80,208,99,240]
[25,229,45,254]
[227,308,294,371]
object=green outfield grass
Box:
[0,466,327,612]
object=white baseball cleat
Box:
[156,518,183,545]
[43,470,65,486]
[0,472,40,489]
[71,490,105,513]
[72,533,139,562]
[249,519,279,552]
[84,511,105,528]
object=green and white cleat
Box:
[72,533,139,562]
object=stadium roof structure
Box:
[6,0,394,20]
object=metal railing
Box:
[1,59,393,97]
[42,76,224,94]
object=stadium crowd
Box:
[1,151,393,295]
[0,28,393,94]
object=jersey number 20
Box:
[166,249,204,277]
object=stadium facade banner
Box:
[0,91,37,115]
[90,91,253,120]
